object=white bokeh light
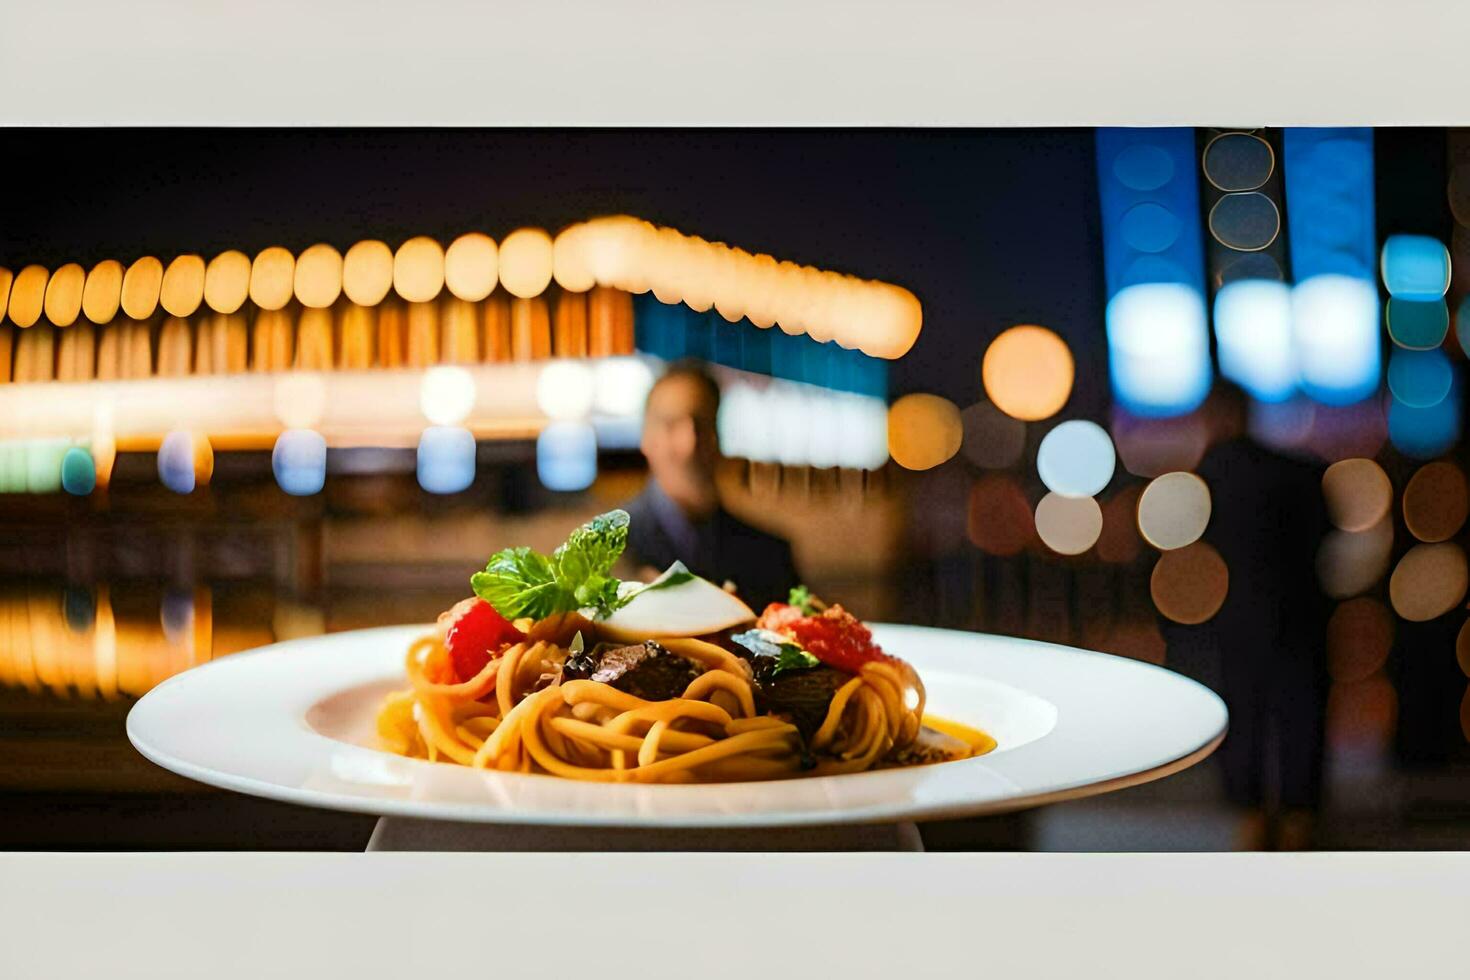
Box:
[1037,419,1116,497]
[536,360,596,420]
[419,366,477,426]
[592,357,656,417]
[1291,274,1380,405]
[1214,279,1298,403]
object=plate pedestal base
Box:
[366,817,924,851]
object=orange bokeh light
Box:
[887,393,962,470]
[981,325,1074,422]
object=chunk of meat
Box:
[755,665,853,740]
[561,641,705,702]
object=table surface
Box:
[2,852,1464,978]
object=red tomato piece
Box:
[444,598,525,682]
[756,602,805,633]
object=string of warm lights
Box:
[0,215,923,360]
[551,216,923,359]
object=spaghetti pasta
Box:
[374,510,991,782]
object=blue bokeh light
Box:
[537,421,597,492]
[1386,348,1454,409]
[1282,129,1376,282]
[1388,379,1460,459]
[1096,129,1210,417]
[157,430,197,494]
[60,446,96,495]
[1386,297,1450,350]
[272,428,328,496]
[416,426,477,495]
[1380,234,1451,301]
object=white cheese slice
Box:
[597,563,756,640]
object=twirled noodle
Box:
[378,630,948,783]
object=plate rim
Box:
[127,622,1228,827]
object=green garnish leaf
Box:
[770,644,820,677]
[470,547,561,620]
[731,629,820,678]
[470,509,632,621]
[788,585,818,616]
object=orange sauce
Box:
[922,714,998,756]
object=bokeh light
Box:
[1110,407,1208,477]
[981,325,1074,421]
[1150,541,1229,624]
[272,429,327,496]
[537,421,597,492]
[1387,377,1460,459]
[1389,542,1468,622]
[1327,598,1395,684]
[1037,420,1115,497]
[1248,397,1315,453]
[1291,274,1380,406]
[444,232,499,302]
[60,446,95,496]
[1386,348,1453,408]
[417,425,477,494]
[1403,461,1468,543]
[1316,515,1394,599]
[342,240,394,306]
[273,373,328,430]
[499,228,555,299]
[1213,279,1297,402]
[1327,675,1397,753]
[1137,471,1211,550]
[393,236,445,304]
[959,400,1026,469]
[1035,492,1103,556]
[157,430,211,494]
[420,366,478,426]
[552,224,595,293]
[966,473,1034,556]
[1304,398,1387,463]
[1321,457,1392,532]
[592,357,656,417]
[1380,234,1450,300]
[293,243,343,309]
[537,360,597,421]
[24,440,67,494]
[1096,485,1144,564]
[1105,282,1212,417]
[887,393,962,470]
[1386,298,1449,350]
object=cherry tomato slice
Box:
[445,598,524,682]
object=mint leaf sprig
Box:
[470,509,631,621]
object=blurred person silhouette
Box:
[621,359,799,609]
[1162,383,1330,850]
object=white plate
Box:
[127,623,1227,828]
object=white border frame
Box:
[3,0,1469,126]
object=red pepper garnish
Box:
[444,598,525,682]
